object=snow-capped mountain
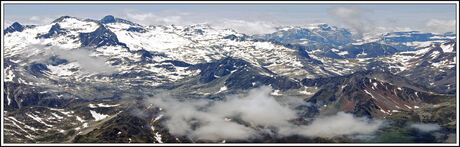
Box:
[3,15,457,143]
[379,31,456,51]
[254,23,354,47]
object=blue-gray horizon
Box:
[3,3,457,35]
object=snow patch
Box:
[217,86,227,93]
[441,43,455,53]
[364,90,376,99]
[271,90,282,96]
[155,132,163,143]
[337,51,349,55]
[90,110,109,121]
[26,113,53,127]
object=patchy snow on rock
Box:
[76,116,85,123]
[299,89,314,95]
[26,113,53,127]
[379,108,390,115]
[404,104,412,109]
[271,90,282,96]
[154,132,163,143]
[89,110,109,121]
[97,103,120,107]
[364,90,376,99]
[153,114,163,122]
[337,51,349,55]
[430,51,440,59]
[88,104,97,108]
[217,86,228,93]
[441,43,455,53]
[4,65,15,82]
[51,113,64,119]
[89,103,120,108]
[404,41,436,49]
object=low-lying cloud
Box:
[410,123,442,133]
[49,48,117,74]
[27,44,117,75]
[147,86,385,141]
[295,112,384,138]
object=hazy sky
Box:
[3,3,457,34]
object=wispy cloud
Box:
[212,19,278,35]
[425,19,456,34]
[329,6,373,39]
[146,86,385,141]
[123,10,186,26]
[410,123,441,133]
[27,44,117,75]
[294,112,385,138]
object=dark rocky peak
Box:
[37,23,67,38]
[25,62,49,77]
[317,24,334,31]
[79,25,128,48]
[127,27,147,33]
[99,15,138,26]
[189,57,300,90]
[304,70,440,118]
[100,15,116,23]
[4,22,24,34]
[223,34,249,41]
[189,57,253,83]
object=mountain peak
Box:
[79,25,127,48]
[4,22,24,34]
[100,15,116,24]
[52,16,73,23]
[37,23,66,38]
[11,22,22,27]
[99,15,137,26]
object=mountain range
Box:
[2,15,457,143]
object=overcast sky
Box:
[3,3,457,35]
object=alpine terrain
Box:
[2,15,457,143]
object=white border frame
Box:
[1,1,459,146]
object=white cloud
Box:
[146,86,385,141]
[410,123,441,133]
[425,19,456,34]
[5,15,57,27]
[25,16,54,25]
[213,19,278,35]
[28,45,117,75]
[123,10,186,26]
[29,16,40,21]
[51,48,117,75]
[329,6,373,39]
[295,112,385,138]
